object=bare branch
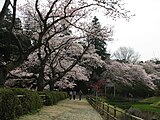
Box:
[0,0,11,22]
[35,0,44,23]
[44,0,59,22]
[10,0,17,31]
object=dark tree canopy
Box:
[0,9,31,64]
[89,16,110,60]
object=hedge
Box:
[0,88,68,120]
[38,91,68,106]
[0,88,43,120]
[0,88,17,120]
[11,88,43,115]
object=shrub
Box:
[0,88,67,120]
[38,91,68,106]
[38,91,56,106]
[59,92,68,100]
[55,91,68,100]
[11,88,43,115]
[0,88,18,120]
[55,92,61,101]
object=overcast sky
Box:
[102,0,160,61]
[1,0,160,61]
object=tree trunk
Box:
[37,76,44,91]
[49,79,55,91]
[37,68,44,91]
[0,65,8,87]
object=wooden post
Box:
[114,106,116,119]
[113,84,116,97]
[96,91,98,109]
[100,98,102,113]
[105,84,106,97]
[124,110,127,120]
[102,102,104,115]
[107,104,109,120]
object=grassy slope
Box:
[132,96,160,113]
[16,98,103,120]
[140,96,160,103]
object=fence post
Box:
[152,116,157,120]
[124,110,127,120]
[102,102,104,115]
[114,106,116,119]
[107,104,109,120]
[97,100,99,110]
[100,101,103,114]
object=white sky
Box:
[101,0,160,61]
[1,0,160,61]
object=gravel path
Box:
[17,98,103,120]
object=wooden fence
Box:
[86,96,144,120]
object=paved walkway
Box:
[17,98,103,120]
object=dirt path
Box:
[17,98,103,120]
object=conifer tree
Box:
[89,16,110,60]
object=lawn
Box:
[133,103,160,113]
[140,96,160,103]
[132,96,160,113]
[102,96,160,119]
[104,96,160,112]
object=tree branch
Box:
[0,0,11,23]
[9,0,17,31]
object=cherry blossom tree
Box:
[84,16,112,86]
[140,61,160,95]
[1,0,131,88]
[8,37,105,90]
[102,60,155,97]
[15,0,118,90]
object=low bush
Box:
[106,95,129,102]
[11,88,43,115]
[0,88,18,120]
[0,88,68,120]
[43,91,56,105]
[38,91,68,106]
[0,88,43,120]
[104,95,134,109]
[55,92,68,101]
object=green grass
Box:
[100,96,160,119]
[131,96,160,113]
[132,103,160,113]
[140,96,160,103]
[107,101,135,109]
[105,96,160,112]
[152,101,160,107]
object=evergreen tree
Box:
[0,8,31,64]
[0,8,22,30]
[89,16,110,60]
[85,16,111,84]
